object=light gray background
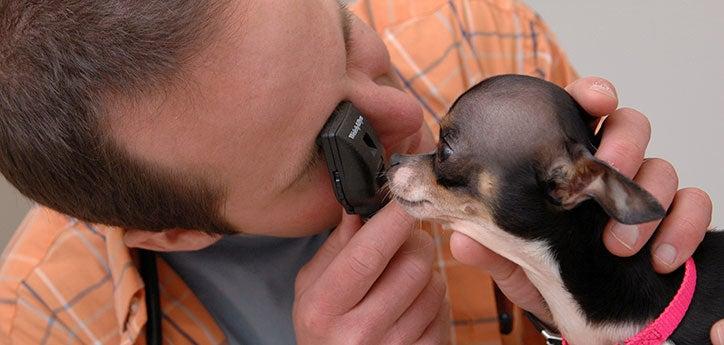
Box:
[1,1,722,250]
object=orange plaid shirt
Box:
[0,0,577,344]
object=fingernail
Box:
[611,224,638,250]
[654,243,678,266]
[590,80,616,99]
[606,160,620,172]
[713,320,724,345]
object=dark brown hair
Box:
[0,0,236,233]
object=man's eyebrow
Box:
[337,1,353,55]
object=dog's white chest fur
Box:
[449,219,646,345]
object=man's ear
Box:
[123,229,222,251]
[544,143,665,224]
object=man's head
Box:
[0,0,425,241]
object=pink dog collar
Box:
[560,258,697,345]
[620,258,697,345]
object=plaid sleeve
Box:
[0,208,116,344]
[531,10,579,87]
[0,207,226,345]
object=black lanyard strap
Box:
[139,249,162,345]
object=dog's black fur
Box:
[389,74,723,344]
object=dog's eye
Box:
[438,139,454,161]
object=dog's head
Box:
[387,74,664,239]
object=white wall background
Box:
[1,1,722,249]
[0,179,31,249]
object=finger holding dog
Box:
[311,203,414,310]
[415,294,452,345]
[296,202,413,315]
[595,107,651,178]
[349,228,437,337]
[449,231,552,324]
[565,76,619,120]
[294,211,364,295]
[565,78,652,181]
[649,187,712,272]
[293,202,444,344]
[713,319,724,345]
[603,158,679,257]
[378,271,448,344]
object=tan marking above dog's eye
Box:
[464,205,478,215]
[477,172,497,196]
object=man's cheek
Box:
[299,173,342,233]
[296,163,338,207]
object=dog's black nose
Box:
[389,153,403,168]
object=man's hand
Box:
[449,77,716,330]
[564,78,712,273]
[293,202,450,344]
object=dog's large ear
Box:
[544,144,665,224]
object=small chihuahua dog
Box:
[387,75,723,345]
